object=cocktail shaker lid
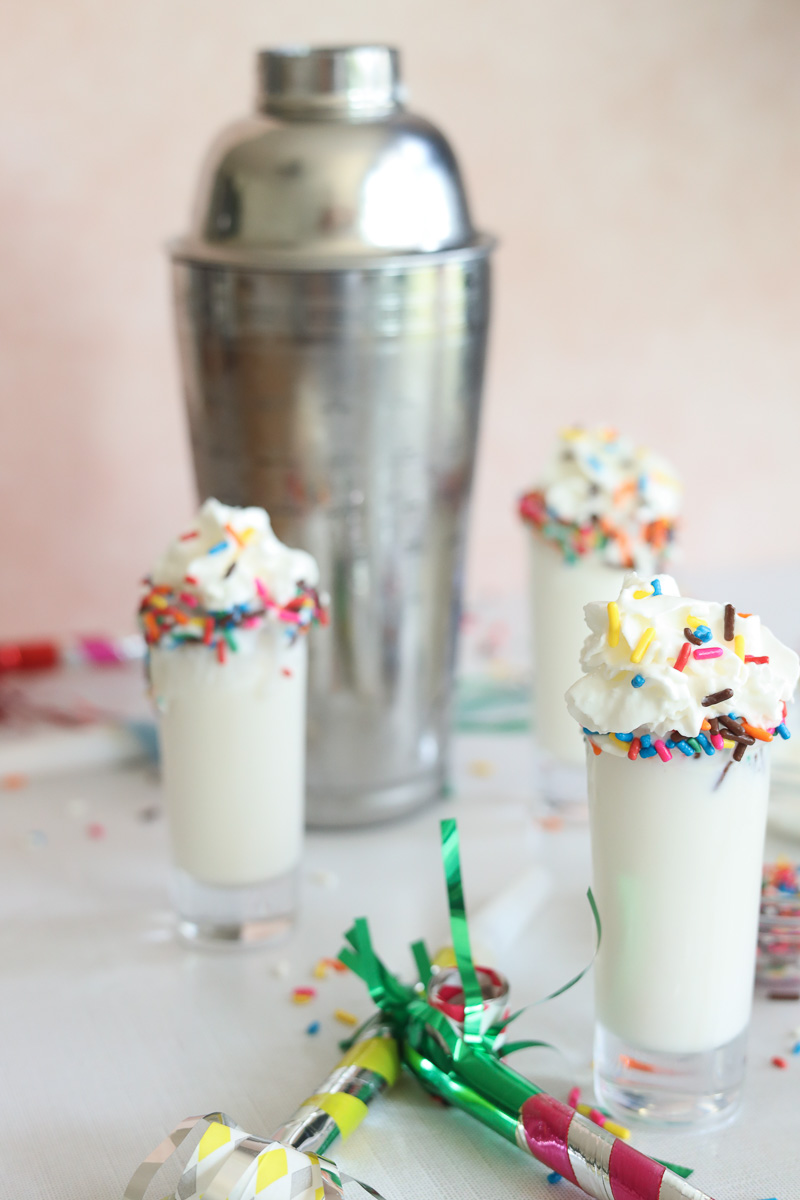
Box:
[170,45,494,271]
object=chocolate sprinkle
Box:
[709,718,720,735]
[684,627,703,646]
[724,603,735,642]
[701,688,734,707]
[714,760,734,791]
[733,741,747,761]
[718,714,745,737]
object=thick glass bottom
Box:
[306,767,445,827]
[172,865,297,947]
[537,751,588,821]
[594,1021,747,1128]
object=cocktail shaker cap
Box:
[257,45,404,120]
[170,44,493,271]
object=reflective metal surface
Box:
[171,45,493,825]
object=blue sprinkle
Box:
[583,727,599,735]
[614,732,633,742]
[728,712,738,720]
[631,675,645,688]
[640,734,652,749]
[665,739,675,749]
[777,723,791,740]
[696,733,715,756]
[640,746,658,758]
[676,740,693,756]
[547,1173,563,1185]
[650,578,662,596]
[306,1021,321,1035]
[638,474,648,492]
[587,455,602,471]
[792,1042,800,1055]
[694,625,712,642]
[208,540,228,554]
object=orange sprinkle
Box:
[741,722,773,743]
[737,612,752,618]
[144,613,160,641]
[620,1055,658,1073]
[170,609,190,625]
[225,522,245,548]
[590,741,603,756]
[701,719,711,731]
[325,957,349,973]
[2,773,27,790]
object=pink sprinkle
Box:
[710,733,725,750]
[292,986,316,998]
[567,1087,581,1109]
[588,1108,606,1127]
[242,616,261,629]
[654,739,672,762]
[693,646,723,660]
[255,578,269,603]
[86,822,106,840]
[179,592,198,607]
[281,667,293,677]
[179,531,199,541]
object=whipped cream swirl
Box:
[566,573,799,753]
[519,427,681,571]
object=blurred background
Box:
[3,0,800,641]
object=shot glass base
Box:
[537,750,588,821]
[594,1022,747,1129]
[173,866,298,948]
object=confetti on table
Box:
[334,1008,359,1026]
[539,815,564,832]
[306,1021,320,1035]
[468,759,495,777]
[291,987,316,1004]
[2,773,27,790]
[86,822,106,840]
[547,1172,562,1185]
[771,1056,788,1069]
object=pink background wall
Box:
[3,1,800,639]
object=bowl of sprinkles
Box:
[518,426,681,571]
[758,860,800,996]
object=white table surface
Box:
[2,732,799,1200]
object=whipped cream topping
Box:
[151,498,318,613]
[519,427,681,571]
[566,573,799,753]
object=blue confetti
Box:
[631,675,645,688]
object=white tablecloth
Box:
[2,733,798,1200]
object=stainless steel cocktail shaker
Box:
[170,45,494,825]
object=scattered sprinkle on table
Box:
[468,759,495,777]
[546,1173,562,1185]
[306,1021,320,1035]
[771,1056,788,1069]
[334,1009,359,1026]
[292,987,316,1004]
[2,773,27,790]
[86,822,106,840]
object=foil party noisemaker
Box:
[338,818,718,1200]
[123,1027,398,1199]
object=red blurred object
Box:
[0,641,60,672]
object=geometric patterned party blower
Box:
[122,975,398,1199]
[339,818,720,1200]
[122,1111,385,1200]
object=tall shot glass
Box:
[587,742,770,1126]
[150,625,307,945]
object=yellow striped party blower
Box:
[122,1025,399,1199]
[337,817,720,1200]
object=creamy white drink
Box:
[520,428,681,802]
[140,499,325,943]
[566,572,798,1123]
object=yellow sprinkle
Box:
[603,1119,631,1139]
[685,614,703,629]
[561,426,584,441]
[468,759,494,777]
[312,960,329,980]
[630,627,655,664]
[292,993,313,1005]
[632,589,652,600]
[607,602,620,647]
[722,739,735,749]
[734,634,745,660]
[432,946,457,968]
[334,1009,359,1027]
[149,595,169,610]
[609,734,628,752]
